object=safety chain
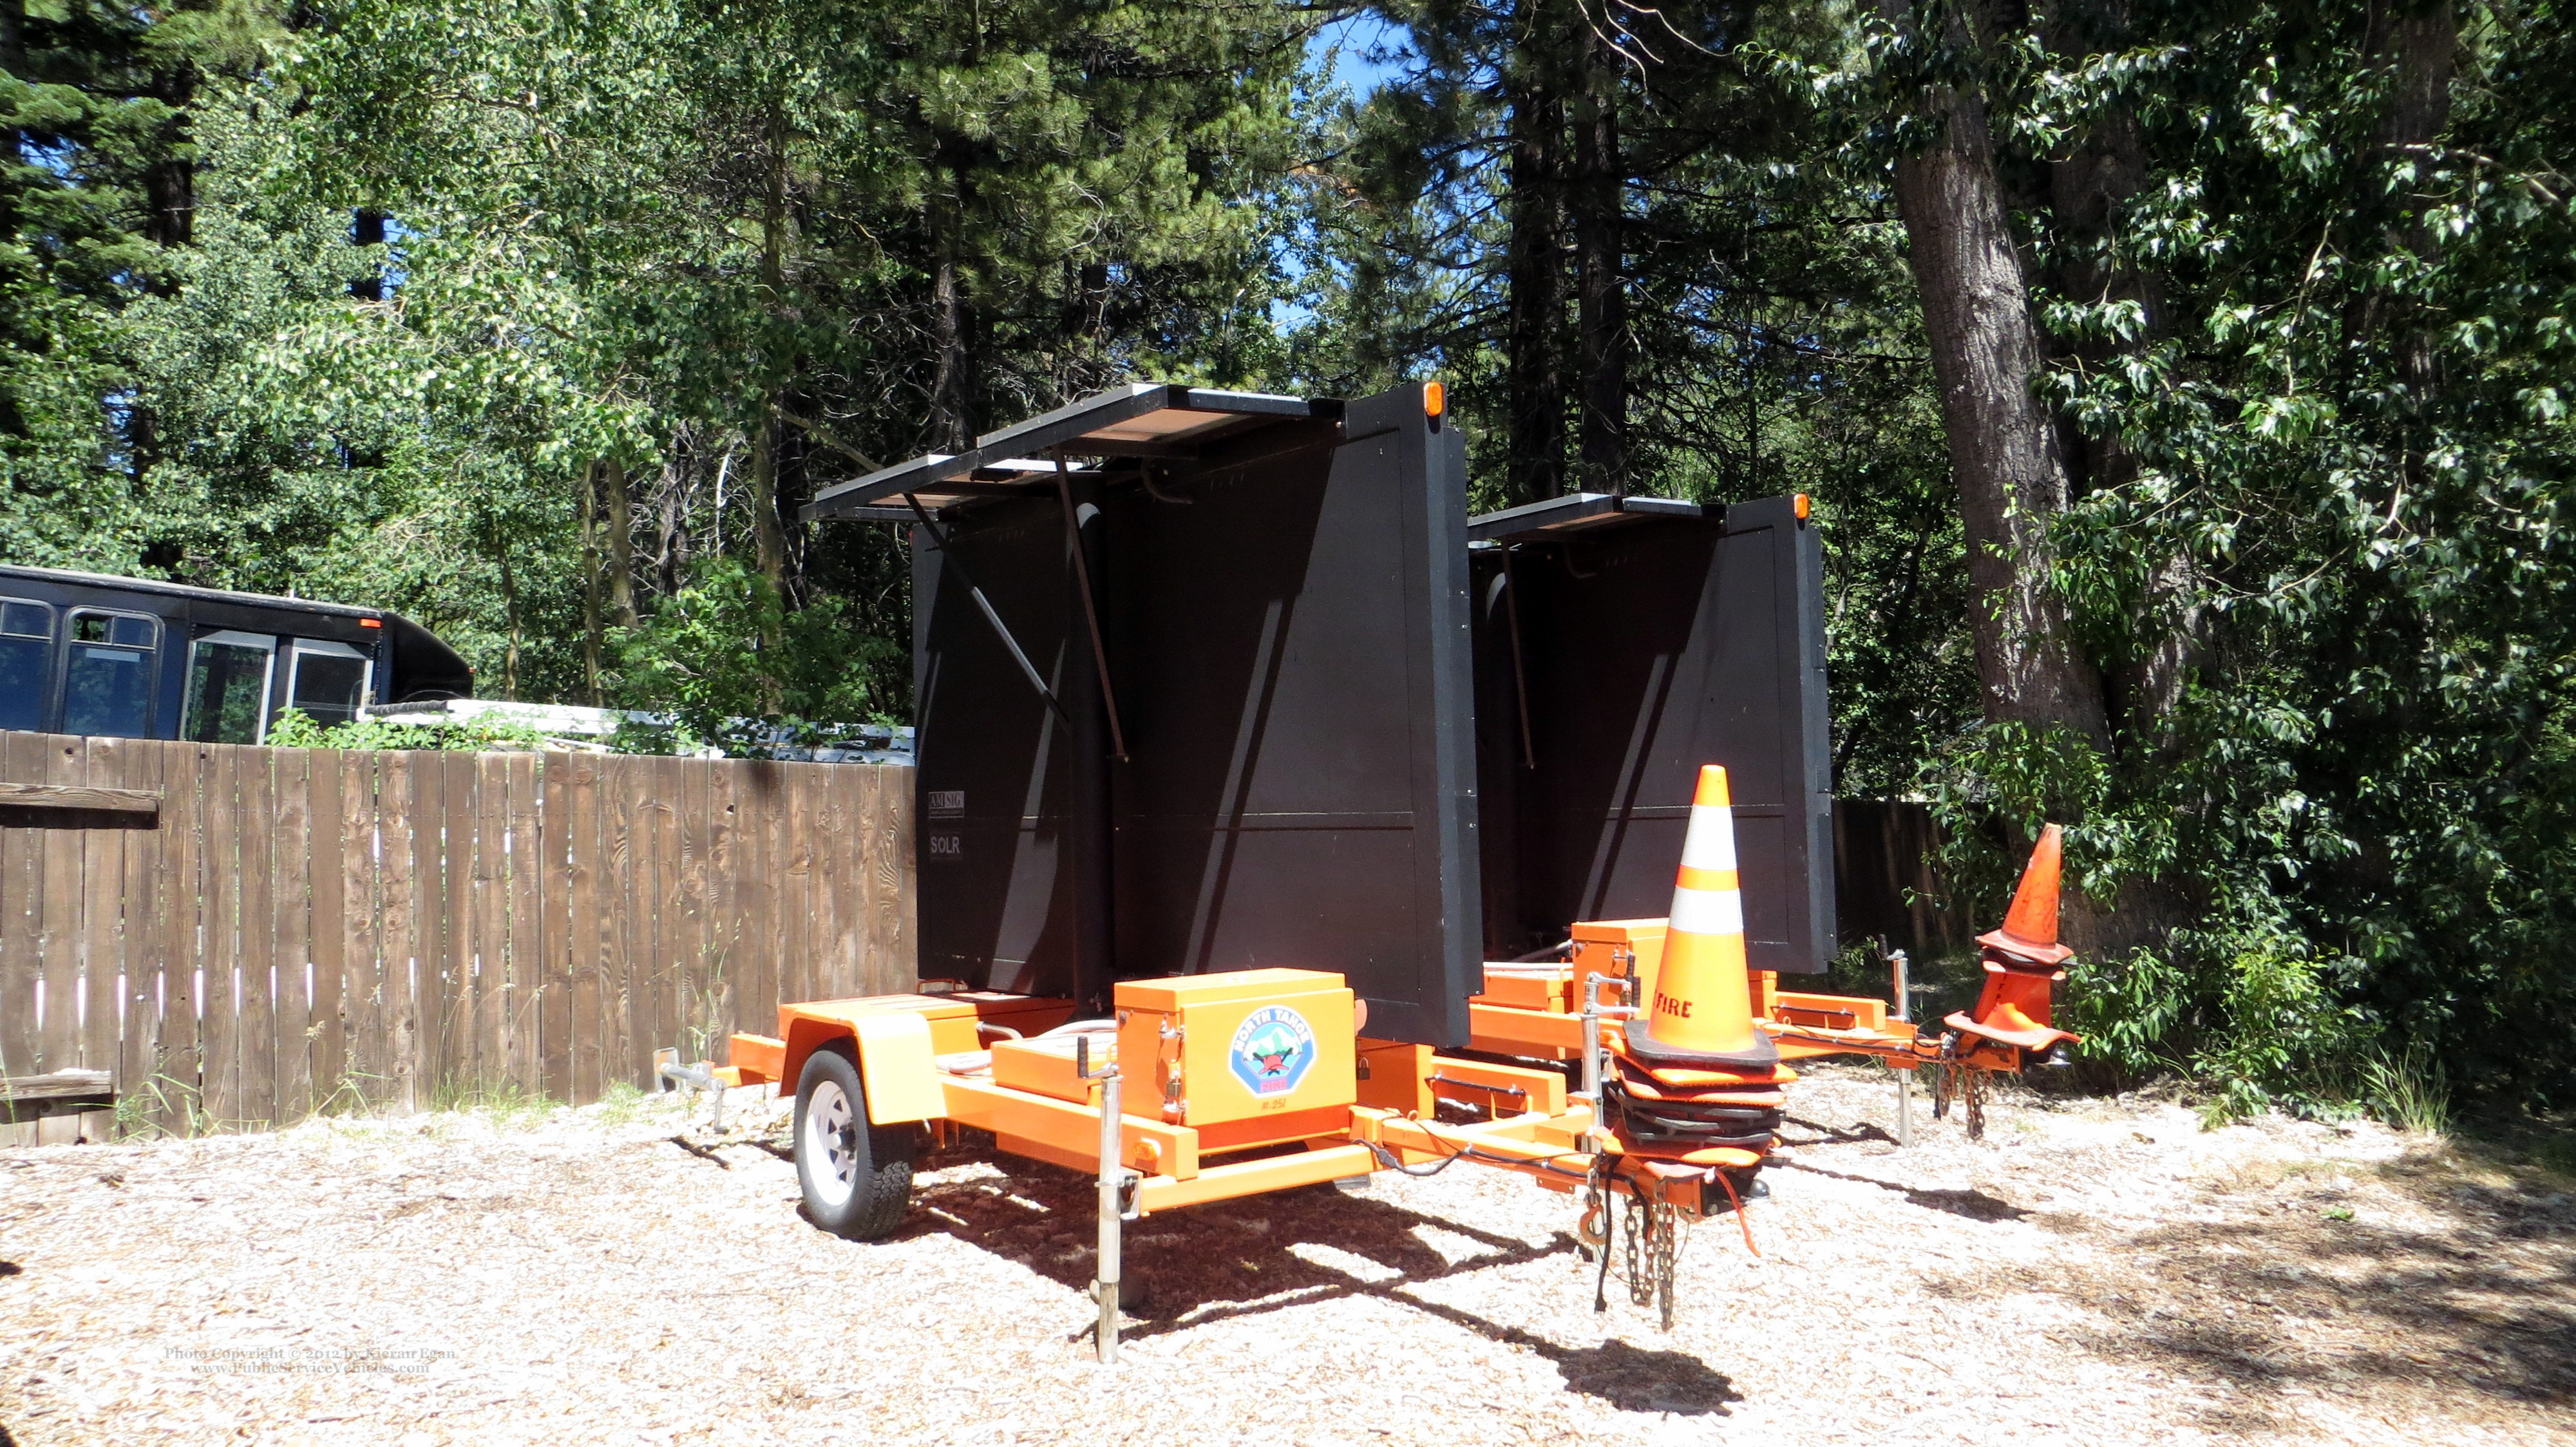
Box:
[1577,1161,1610,1260]
[1649,1200,1678,1330]
[1620,1195,1679,1327]
[1624,1196,1652,1307]
[1929,1056,1991,1142]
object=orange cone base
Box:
[1623,1011,1781,1070]
[1953,949,2078,1053]
[1611,1139,1770,1169]
[1604,1057,1784,1157]
[1622,1082,1786,1109]
[1613,1048,1799,1092]
[1945,1007,2078,1052]
[1978,925,2072,968]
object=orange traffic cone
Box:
[1982,824,2074,967]
[1948,824,2079,1053]
[1623,766,1778,1069]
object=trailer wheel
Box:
[794,1046,915,1240]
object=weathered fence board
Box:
[0,733,914,1142]
[1830,799,1977,963]
[0,736,41,1087]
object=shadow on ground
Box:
[1950,1146,2576,1435]
[889,1136,1741,1416]
[1775,1158,2032,1221]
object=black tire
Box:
[793,1046,916,1240]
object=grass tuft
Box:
[2360,1041,2452,1137]
[427,1075,558,1130]
[592,1080,650,1128]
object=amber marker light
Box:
[1794,493,1812,522]
[1424,380,1446,418]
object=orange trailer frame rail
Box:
[709,787,2081,1363]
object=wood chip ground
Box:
[3,1066,2570,1445]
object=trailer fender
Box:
[849,1013,943,1124]
[778,1014,942,1125]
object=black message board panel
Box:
[910,497,1086,997]
[1472,495,1835,972]
[1104,385,1480,1045]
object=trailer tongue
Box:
[720,381,2072,1362]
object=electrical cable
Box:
[1364,1117,1598,1182]
[1712,1164,1761,1258]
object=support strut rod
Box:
[904,493,1067,721]
[1054,451,1129,761]
[1500,545,1537,770]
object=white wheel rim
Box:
[804,1078,859,1207]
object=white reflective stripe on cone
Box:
[1680,804,1739,872]
[1668,885,1745,937]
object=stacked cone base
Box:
[1604,1055,1790,1157]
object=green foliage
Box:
[2361,1041,2454,1137]
[1884,0,2576,1110]
[1,2,287,568]
[425,1073,556,1128]
[2061,946,2193,1077]
[263,706,549,753]
[111,1070,213,1140]
[2190,936,2372,1124]
[609,556,897,757]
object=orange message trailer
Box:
[739,382,2076,1362]
[718,774,2078,1362]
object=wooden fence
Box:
[0,731,913,1144]
[1831,799,1976,963]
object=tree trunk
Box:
[2363,0,2457,396]
[1571,26,1627,495]
[2040,0,2195,741]
[493,521,522,701]
[2369,0,2456,157]
[142,65,194,249]
[1502,17,1569,507]
[928,254,971,451]
[579,460,605,706]
[1882,0,2107,744]
[351,209,388,301]
[601,456,638,627]
[751,108,797,609]
[654,469,685,600]
[748,408,790,690]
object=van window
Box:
[283,639,373,728]
[184,631,277,744]
[0,600,53,732]
[61,610,158,737]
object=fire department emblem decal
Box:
[1227,1005,1317,1097]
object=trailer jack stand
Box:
[1079,1034,1126,1366]
[653,1048,726,1133]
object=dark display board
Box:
[1470,495,1836,972]
[908,384,1480,1045]
[909,498,1089,998]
